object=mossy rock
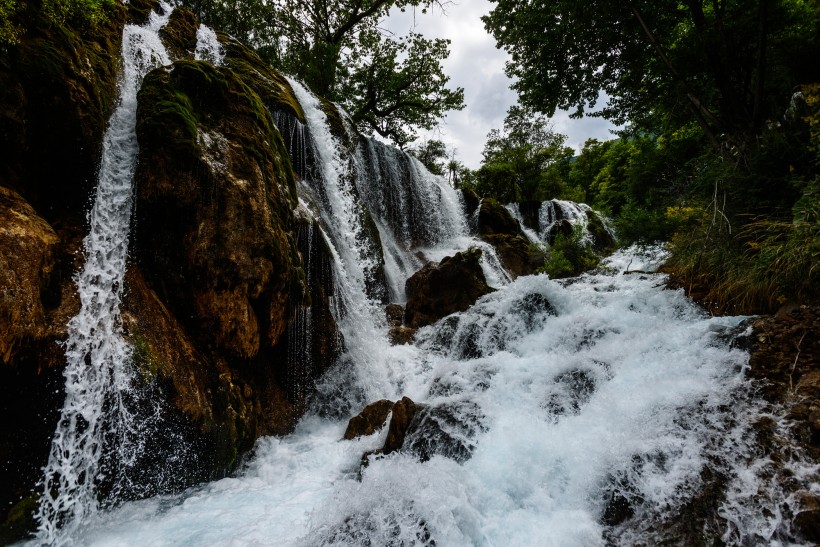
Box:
[159,7,198,59]
[0,493,38,544]
[0,0,126,222]
[221,35,304,123]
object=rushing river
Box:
[29,4,814,544]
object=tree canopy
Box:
[185,0,465,146]
[474,105,572,202]
[483,0,820,148]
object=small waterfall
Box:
[505,202,541,243]
[194,24,224,65]
[35,5,172,543]
[354,137,468,302]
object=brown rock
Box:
[385,303,404,326]
[481,234,546,279]
[383,397,422,454]
[388,326,417,345]
[404,248,495,328]
[793,510,820,542]
[477,198,523,237]
[343,399,395,440]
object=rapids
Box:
[28,12,816,545]
[43,246,798,546]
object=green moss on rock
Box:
[159,7,198,59]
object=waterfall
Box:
[194,24,224,65]
[35,5,171,543]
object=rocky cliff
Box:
[0,1,341,539]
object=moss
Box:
[220,34,305,122]
[128,330,161,382]
[0,492,38,544]
[159,6,197,59]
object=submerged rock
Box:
[388,326,417,346]
[404,248,495,328]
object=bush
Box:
[541,224,600,279]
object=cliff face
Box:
[0,1,340,538]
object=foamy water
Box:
[63,247,776,546]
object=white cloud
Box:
[385,0,618,168]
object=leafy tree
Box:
[475,105,569,202]
[185,0,465,146]
[409,139,447,175]
[483,0,820,149]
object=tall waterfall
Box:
[35,5,172,543]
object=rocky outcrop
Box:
[0,4,344,538]
[482,234,546,279]
[404,248,494,328]
[477,198,523,237]
[343,399,394,440]
[745,307,820,510]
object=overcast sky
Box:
[386,0,617,169]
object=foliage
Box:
[409,139,447,175]
[483,0,820,150]
[474,105,572,202]
[183,0,464,147]
[540,224,600,279]
[1,0,115,46]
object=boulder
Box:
[388,326,417,346]
[404,248,494,328]
[586,211,617,253]
[546,219,574,244]
[383,397,423,454]
[477,198,523,236]
[481,234,546,279]
[343,399,395,440]
[385,303,404,327]
[460,187,481,217]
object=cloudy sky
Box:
[386,1,617,168]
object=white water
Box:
[60,246,794,546]
[194,24,224,65]
[35,5,171,544]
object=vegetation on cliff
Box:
[467,0,820,313]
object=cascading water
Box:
[194,24,224,65]
[32,56,816,545]
[34,5,172,544]
[59,245,815,546]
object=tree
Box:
[409,138,447,175]
[475,105,569,202]
[483,0,820,149]
[185,0,465,146]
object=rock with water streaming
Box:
[481,233,547,278]
[477,198,524,237]
[404,248,495,328]
[343,400,395,440]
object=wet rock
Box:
[546,219,573,244]
[404,248,495,328]
[586,210,617,253]
[388,326,417,346]
[477,198,523,236]
[158,7,198,59]
[460,187,480,216]
[385,303,404,327]
[793,510,820,541]
[402,401,485,463]
[517,200,542,232]
[481,234,546,279]
[0,0,126,224]
[343,400,395,440]
[383,397,423,454]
